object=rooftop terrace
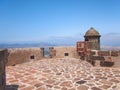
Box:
[6,58,120,90]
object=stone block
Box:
[95,60,100,66]
[98,51,110,56]
[111,51,119,57]
[100,61,114,67]
[91,56,105,60]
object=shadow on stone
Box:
[5,85,19,90]
[76,80,86,84]
[100,61,114,67]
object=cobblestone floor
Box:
[6,58,120,90]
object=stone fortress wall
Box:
[7,48,44,66]
[1,27,120,67]
[50,46,79,58]
[87,50,120,67]
[5,46,120,68]
[7,46,79,66]
[0,49,8,90]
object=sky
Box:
[0,0,120,46]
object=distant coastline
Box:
[0,43,75,48]
[0,43,54,48]
[0,43,120,50]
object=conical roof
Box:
[84,27,100,37]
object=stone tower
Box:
[84,27,101,50]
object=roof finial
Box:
[90,27,94,29]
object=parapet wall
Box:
[50,46,79,58]
[7,48,43,66]
[0,49,8,90]
[7,47,79,66]
[6,47,120,67]
[97,51,120,56]
[89,50,120,67]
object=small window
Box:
[85,38,89,41]
[30,55,35,59]
[64,53,69,56]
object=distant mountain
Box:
[0,37,78,48]
[101,46,120,50]
[0,42,56,48]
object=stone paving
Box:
[6,58,120,90]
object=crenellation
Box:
[49,47,56,58]
[6,46,80,66]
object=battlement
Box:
[4,46,119,68]
[7,46,79,66]
[86,50,120,67]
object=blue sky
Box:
[0,0,120,46]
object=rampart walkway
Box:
[6,58,120,90]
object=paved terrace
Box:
[6,58,120,90]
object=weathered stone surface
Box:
[7,48,43,66]
[69,88,76,90]
[20,86,35,90]
[0,49,8,90]
[76,80,86,84]
[98,51,110,56]
[114,83,120,90]
[60,81,72,87]
[45,79,55,84]
[52,47,79,58]
[46,84,53,88]
[56,72,62,75]
[111,51,119,56]
[77,85,89,90]
[6,58,120,90]
[61,87,67,90]
[100,85,111,89]
[91,87,102,90]
[34,83,44,87]
[110,79,120,83]
[36,86,46,90]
